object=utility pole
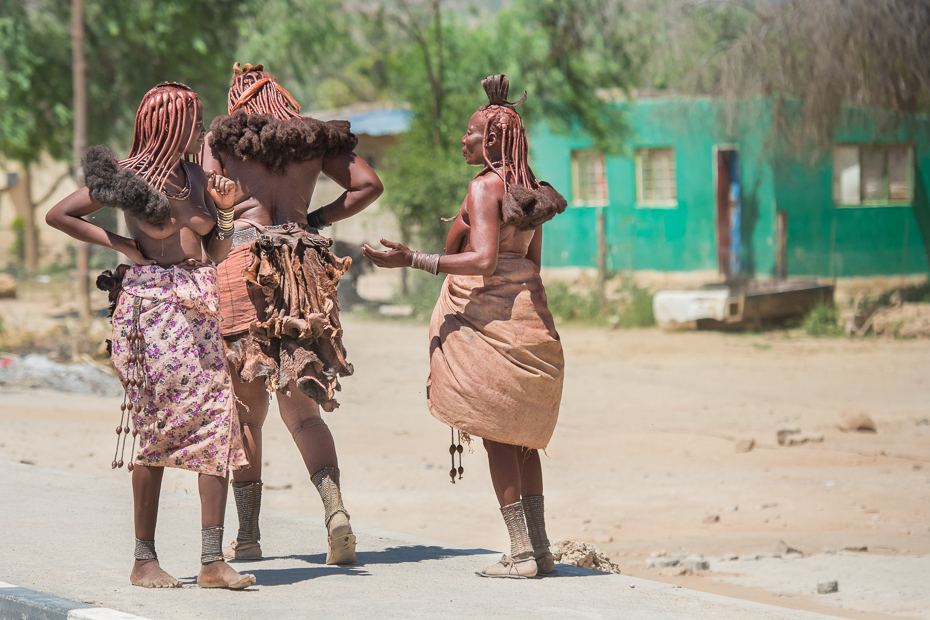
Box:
[72,0,91,320]
[596,206,608,312]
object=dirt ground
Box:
[1,288,929,620]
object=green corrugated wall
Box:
[533,97,930,277]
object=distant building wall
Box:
[773,107,930,277]
[532,97,929,279]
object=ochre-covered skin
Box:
[362,76,564,577]
[203,63,382,566]
[202,64,380,409]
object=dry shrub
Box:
[0,318,111,363]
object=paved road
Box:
[0,460,843,620]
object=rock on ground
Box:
[0,354,122,396]
[551,540,622,574]
[0,274,16,299]
[838,410,877,433]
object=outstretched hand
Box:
[361,239,413,269]
[207,171,236,211]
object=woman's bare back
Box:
[214,151,325,228]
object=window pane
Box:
[888,146,913,201]
[636,148,676,204]
[833,146,860,203]
[861,147,886,200]
[571,150,607,206]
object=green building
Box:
[532,97,930,280]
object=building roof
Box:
[311,103,413,136]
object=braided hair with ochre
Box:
[227,62,301,120]
[476,75,568,231]
[119,82,200,193]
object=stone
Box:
[702,514,720,524]
[817,580,839,594]
[650,550,667,558]
[645,558,662,568]
[593,533,613,544]
[776,539,802,555]
[776,426,802,445]
[551,540,622,574]
[725,505,739,512]
[843,545,868,552]
[739,554,761,561]
[0,274,17,298]
[838,410,877,433]
[735,439,755,453]
[645,556,682,568]
[659,566,690,577]
[682,558,710,572]
[720,553,739,562]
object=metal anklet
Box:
[201,526,225,564]
[134,537,157,561]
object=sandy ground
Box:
[1,286,929,620]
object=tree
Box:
[1,0,247,276]
[373,0,643,297]
[693,0,930,150]
[0,0,73,272]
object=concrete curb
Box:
[0,581,150,620]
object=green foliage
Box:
[546,275,656,327]
[612,275,655,328]
[0,1,72,165]
[871,280,930,307]
[81,0,248,146]
[1,0,247,166]
[497,0,637,155]
[234,0,371,111]
[376,0,642,250]
[802,303,844,337]
[392,269,446,320]
[381,140,473,252]
[546,281,601,323]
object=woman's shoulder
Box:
[183,160,209,186]
[468,169,505,198]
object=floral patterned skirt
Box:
[110,263,248,475]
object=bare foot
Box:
[198,560,256,589]
[130,559,182,588]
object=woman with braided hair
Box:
[363,75,567,578]
[47,82,257,589]
[201,63,383,565]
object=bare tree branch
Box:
[34,171,71,207]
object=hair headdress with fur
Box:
[83,82,200,224]
[478,75,566,231]
[208,62,358,174]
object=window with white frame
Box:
[570,150,609,207]
[833,145,913,205]
[635,148,677,207]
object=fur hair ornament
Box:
[209,111,358,175]
[83,145,170,225]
